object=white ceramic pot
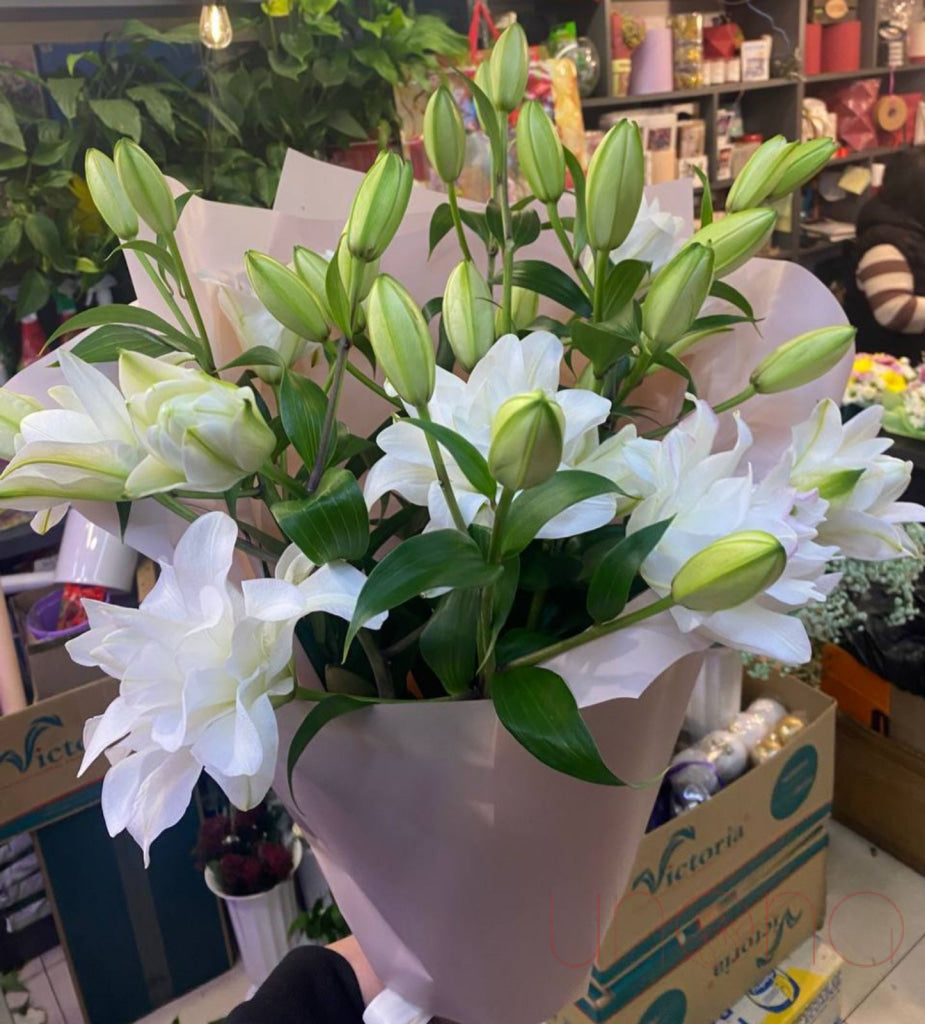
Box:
[205,841,302,991]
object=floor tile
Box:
[825,820,925,1017]
[39,948,64,970]
[847,935,925,1024]
[130,964,249,1024]
[45,962,83,1024]
[23,970,63,1024]
[16,959,44,984]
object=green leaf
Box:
[570,320,636,377]
[346,530,502,653]
[272,469,369,564]
[694,165,713,226]
[324,250,352,338]
[280,370,329,469]
[492,666,629,785]
[46,304,195,349]
[420,588,480,695]
[587,518,673,623]
[353,46,399,86]
[511,260,592,317]
[88,99,142,142]
[15,270,50,319]
[709,280,756,322]
[462,70,504,174]
[66,50,101,76]
[287,694,369,794]
[30,139,70,167]
[45,78,85,120]
[127,85,176,139]
[69,325,175,363]
[0,95,25,151]
[563,148,588,257]
[501,470,625,557]
[116,501,132,541]
[429,203,454,257]
[24,213,61,261]
[327,109,371,141]
[119,239,178,278]
[689,313,752,333]
[221,346,287,371]
[405,418,496,500]
[602,259,649,322]
[457,208,491,247]
[512,209,541,250]
[653,349,697,396]
[0,220,23,265]
[480,556,520,670]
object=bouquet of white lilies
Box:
[1,24,922,1024]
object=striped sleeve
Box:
[856,244,925,334]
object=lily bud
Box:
[725,136,790,213]
[0,390,41,460]
[489,390,565,491]
[113,139,177,237]
[443,261,495,371]
[516,100,565,204]
[366,275,435,406]
[424,87,466,185]
[750,326,855,395]
[487,23,529,114]
[689,208,776,278]
[671,531,786,612]
[346,151,413,262]
[767,138,839,202]
[642,243,714,350]
[245,251,330,342]
[292,247,335,326]
[85,149,138,240]
[510,285,539,331]
[585,120,645,253]
[336,238,379,304]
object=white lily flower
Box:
[788,399,925,560]
[364,332,624,538]
[0,351,144,532]
[582,196,686,282]
[71,512,384,864]
[211,269,321,383]
[627,401,838,663]
[120,350,277,497]
[0,389,42,460]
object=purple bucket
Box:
[26,588,107,643]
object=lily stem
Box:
[344,359,401,407]
[593,249,610,323]
[166,234,213,372]
[134,252,197,340]
[153,493,276,561]
[498,171,515,336]
[260,461,303,498]
[547,203,593,294]
[447,183,473,262]
[478,487,515,693]
[307,337,350,493]
[414,404,468,533]
[504,594,676,670]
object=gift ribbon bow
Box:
[468,0,500,59]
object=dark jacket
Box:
[843,194,925,359]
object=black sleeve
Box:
[226,946,366,1024]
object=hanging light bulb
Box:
[199,3,233,50]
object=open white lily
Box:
[71,512,384,864]
[0,389,42,460]
[789,399,925,560]
[364,331,635,536]
[0,351,144,532]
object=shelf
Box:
[804,65,925,85]
[828,143,923,167]
[582,77,794,111]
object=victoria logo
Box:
[0,715,64,773]
[632,823,745,894]
[755,907,803,969]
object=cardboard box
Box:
[553,675,835,1024]
[715,935,842,1023]
[8,589,101,701]
[0,677,117,841]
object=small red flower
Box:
[258,841,293,884]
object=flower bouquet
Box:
[0,25,923,1024]
[845,351,925,440]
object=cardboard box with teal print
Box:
[552,674,835,1024]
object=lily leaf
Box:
[279,371,329,469]
[46,304,195,350]
[587,517,673,623]
[429,203,454,256]
[405,418,496,499]
[420,588,480,695]
[511,260,592,316]
[273,468,369,565]
[69,325,176,363]
[492,666,629,785]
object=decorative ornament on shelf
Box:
[199,2,233,50]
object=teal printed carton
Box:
[553,674,835,1024]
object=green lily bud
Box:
[767,138,838,202]
[671,531,786,612]
[337,238,379,304]
[750,326,855,394]
[642,243,715,350]
[725,136,791,213]
[689,208,777,278]
[489,389,565,491]
[487,23,529,114]
[292,246,335,325]
[366,274,435,406]
[85,149,138,240]
[346,151,413,263]
[510,285,539,331]
[245,251,330,342]
[585,120,645,253]
[424,87,466,185]
[443,261,495,371]
[113,139,177,237]
[515,100,565,204]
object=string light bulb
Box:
[199,3,233,50]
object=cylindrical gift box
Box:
[630,27,673,94]
[805,22,823,76]
[909,23,925,64]
[821,20,862,74]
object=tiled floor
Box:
[6,822,925,1023]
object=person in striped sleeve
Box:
[844,148,925,360]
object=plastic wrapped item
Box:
[727,697,787,750]
[684,647,743,741]
[667,729,749,816]
[672,13,704,90]
[751,711,809,765]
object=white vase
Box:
[205,841,302,991]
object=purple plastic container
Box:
[25,588,107,643]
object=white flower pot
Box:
[205,841,302,991]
